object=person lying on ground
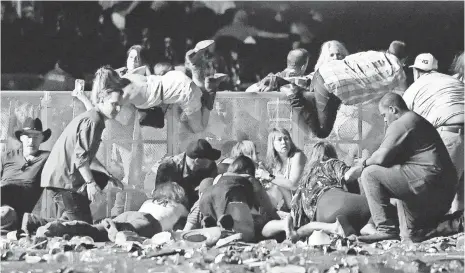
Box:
[261,141,369,241]
[280,40,408,138]
[199,156,262,242]
[27,182,188,241]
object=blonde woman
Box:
[310,40,349,79]
[258,128,306,210]
[217,140,259,173]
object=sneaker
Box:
[357,231,400,243]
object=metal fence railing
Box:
[1,91,383,219]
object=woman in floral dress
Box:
[262,141,371,239]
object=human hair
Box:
[230,140,258,163]
[314,40,349,71]
[233,9,248,24]
[91,66,126,104]
[287,48,309,69]
[152,182,189,209]
[153,62,174,76]
[450,52,464,80]
[299,141,339,188]
[265,128,299,172]
[387,40,407,60]
[126,44,148,66]
[228,155,256,177]
[379,92,408,111]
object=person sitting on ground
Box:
[32,182,188,241]
[261,141,370,241]
[281,40,408,138]
[358,93,458,243]
[246,48,310,93]
[0,118,51,232]
[217,140,259,174]
[402,53,464,213]
[256,128,306,211]
[200,156,263,242]
[144,139,219,208]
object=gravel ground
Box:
[1,233,464,273]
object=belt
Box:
[438,125,464,135]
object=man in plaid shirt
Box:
[283,41,407,138]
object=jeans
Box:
[361,165,453,239]
[50,189,93,223]
[1,184,43,229]
[286,71,342,138]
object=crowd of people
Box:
[1,1,464,247]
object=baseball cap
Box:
[409,53,438,71]
[186,139,221,161]
[195,177,214,193]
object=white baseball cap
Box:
[409,53,438,71]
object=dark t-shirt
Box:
[380,111,457,193]
[1,149,50,188]
[41,109,106,191]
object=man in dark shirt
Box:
[1,118,51,231]
[358,93,457,243]
[40,79,125,223]
[144,139,219,208]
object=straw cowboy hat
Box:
[15,117,51,143]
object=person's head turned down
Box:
[285,48,310,76]
[227,155,257,177]
[387,40,407,63]
[230,140,259,164]
[91,65,127,119]
[314,40,349,71]
[300,141,338,181]
[152,181,189,210]
[378,92,409,126]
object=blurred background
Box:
[1,1,464,91]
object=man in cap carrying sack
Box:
[1,118,51,232]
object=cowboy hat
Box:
[15,117,51,143]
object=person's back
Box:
[41,109,106,190]
[403,72,464,127]
[318,51,407,105]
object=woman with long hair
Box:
[262,141,371,240]
[257,128,306,211]
[313,40,349,73]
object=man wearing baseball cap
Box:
[1,117,51,232]
[403,53,464,213]
[144,139,219,207]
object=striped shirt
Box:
[186,200,203,229]
[318,51,407,105]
